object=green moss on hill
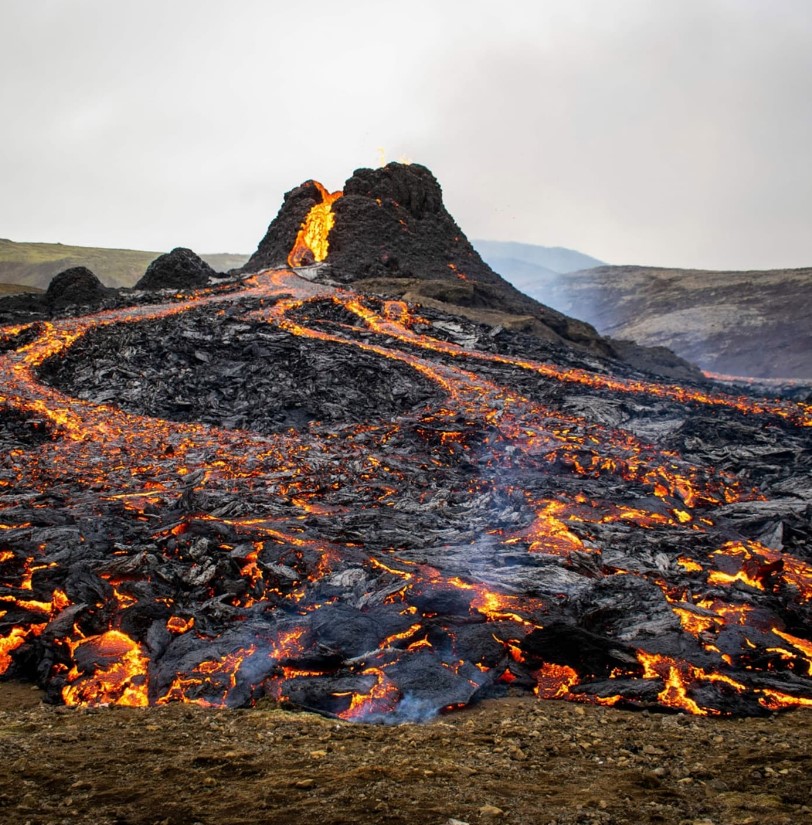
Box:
[0,239,248,290]
[0,281,43,296]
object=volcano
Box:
[0,163,810,720]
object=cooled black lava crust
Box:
[38,303,441,433]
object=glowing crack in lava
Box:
[0,266,811,719]
[288,181,343,267]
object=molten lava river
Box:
[1,268,811,720]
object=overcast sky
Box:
[1,0,810,270]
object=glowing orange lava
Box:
[288,181,343,267]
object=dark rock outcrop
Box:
[328,163,489,284]
[46,266,110,310]
[134,248,217,292]
[0,266,112,319]
[609,338,706,383]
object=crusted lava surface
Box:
[0,263,811,721]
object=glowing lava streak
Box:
[1,267,811,716]
[288,181,343,267]
[62,630,149,707]
[534,662,580,699]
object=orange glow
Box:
[0,627,32,673]
[339,667,399,720]
[167,616,195,634]
[62,630,149,707]
[525,500,585,557]
[0,265,810,714]
[288,182,343,266]
[708,569,765,590]
[672,607,718,637]
[534,662,579,699]
[759,691,812,711]
[636,651,750,715]
[771,630,812,675]
[157,646,257,707]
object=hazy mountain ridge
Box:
[473,240,606,274]
[478,242,811,380]
[0,239,249,290]
[546,265,812,380]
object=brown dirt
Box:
[0,682,809,825]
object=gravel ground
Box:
[1,683,809,825]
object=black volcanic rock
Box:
[135,248,217,292]
[609,338,706,382]
[242,181,327,274]
[46,266,110,309]
[0,266,111,318]
[241,163,618,359]
[328,163,494,284]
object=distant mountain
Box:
[473,240,606,274]
[472,241,605,312]
[472,241,811,381]
[531,265,812,381]
[0,239,249,290]
[474,240,605,296]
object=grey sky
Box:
[1,0,810,270]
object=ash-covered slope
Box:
[243,163,700,381]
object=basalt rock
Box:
[46,266,110,309]
[135,247,217,292]
[1,267,811,720]
[0,266,111,319]
[609,338,706,383]
[328,163,488,284]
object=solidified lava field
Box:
[1,265,811,721]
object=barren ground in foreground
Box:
[0,682,809,825]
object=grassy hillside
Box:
[0,239,249,290]
[0,281,43,296]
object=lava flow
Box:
[1,172,811,720]
[287,182,343,267]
